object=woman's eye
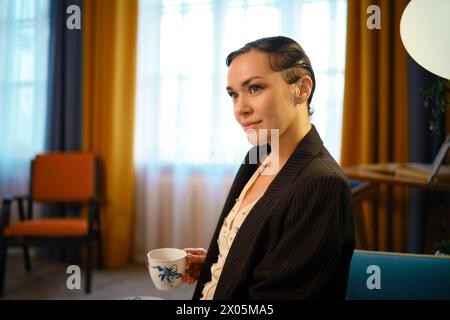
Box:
[228,92,238,100]
[249,85,262,94]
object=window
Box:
[135,0,347,166]
[0,0,50,192]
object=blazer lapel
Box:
[264,125,324,198]
[192,146,260,299]
[214,125,324,298]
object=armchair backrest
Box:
[31,152,97,203]
[346,249,450,300]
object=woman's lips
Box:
[242,120,262,131]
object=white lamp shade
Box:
[400,0,450,80]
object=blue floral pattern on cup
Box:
[151,264,182,286]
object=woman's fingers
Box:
[187,253,206,263]
[182,271,198,284]
[183,248,207,256]
[182,247,206,284]
[182,274,195,284]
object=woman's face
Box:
[226,50,298,146]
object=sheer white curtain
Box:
[133,0,347,261]
[0,0,50,204]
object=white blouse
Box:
[200,155,272,300]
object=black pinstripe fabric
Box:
[193,126,355,300]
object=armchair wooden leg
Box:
[0,242,7,296]
[85,243,92,294]
[96,236,103,270]
[23,246,31,272]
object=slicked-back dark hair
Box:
[226,36,316,113]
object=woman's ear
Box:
[291,87,301,105]
[291,76,312,106]
[298,76,313,103]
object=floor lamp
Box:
[400,0,450,185]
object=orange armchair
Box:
[0,152,102,295]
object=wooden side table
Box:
[350,181,379,250]
[344,163,450,251]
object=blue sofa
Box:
[346,250,450,300]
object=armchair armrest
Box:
[1,195,13,230]
[1,195,32,229]
[2,195,30,201]
[2,195,13,203]
[87,197,101,234]
[90,196,100,204]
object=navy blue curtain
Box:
[408,58,448,253]
[46,0,82,150]
[43,0,83,262]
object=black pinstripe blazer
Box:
[193,125,355,300]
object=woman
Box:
[183,36,355,299]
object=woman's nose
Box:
[235,96,252,116]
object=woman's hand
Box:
[182,248,207,284]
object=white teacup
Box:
[147,248,186,291]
